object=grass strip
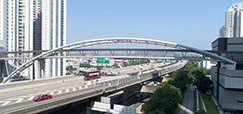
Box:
[200,93,219,114]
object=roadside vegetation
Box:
[142,61,213,114]
[79,63,92,68]
[112,63,120,68]
[142,83,182,114]
[200,93,220,114]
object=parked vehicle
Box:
[33,93,52,101]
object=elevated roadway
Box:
[0,60,187,114]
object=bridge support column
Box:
[45,59,51,78]
[216,61,221,101]
[34,60,41,79]
[0,60,6,79]
[0,61,3,78]
[123,89,129,102]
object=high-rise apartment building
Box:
[219,26,226,38]
[33,0,66,78]
[0,0,34,77]
[0,0,66,79]
[0,0,7,51]
[224,2,243,38]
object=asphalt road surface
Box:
[178,86,196,114]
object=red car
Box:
[33,93,52,101]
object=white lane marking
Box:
[58,90,62,94]
[85,85,88,88]
[50,92,54,95]
[16,98,24,103]
[79,86,82,90]
[73,87,76,91]
[66,89,69,93]
[1,101,11,106]
[28,96,35,101]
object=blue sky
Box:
[67,0,242,49]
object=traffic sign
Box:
[97,58,109,64]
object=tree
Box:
[142,84,182,114]
[204,68,211,75]
[188,67,205,81]
[197,75,212,93]
[123,62,129,67]
[66,65,73,71]
[183,61,198,73]
[169,70,193,92]
[79,63,91,68]
[95,66,104,70]
[112,63,120,69]
[188,67,212,93]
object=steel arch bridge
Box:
[2,38,236,83]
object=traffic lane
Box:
[103,62,171,75]
[0,79,95,107]
[1,64,141,89]
[0,74,123,101]
[101,63,152,72]
[0,85,104,114]
[1,65,138,92]
[0,76,84,95]
[178,86,196,114]
[105,63,168,75]
[0,75,81,90]
[0,75,122,102]
[0,77,86,100]
[102,62,175,78]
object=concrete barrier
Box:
[114,104,124,112]
[114,104,136,114]
[93,102,110,110]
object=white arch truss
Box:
[2,38,235,83]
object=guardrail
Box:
[4,60,187,114]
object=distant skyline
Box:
[67,0,243,49]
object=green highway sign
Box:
[97,58,109,64]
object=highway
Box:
[0,61,186,113]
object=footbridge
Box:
[0,38,235,83]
